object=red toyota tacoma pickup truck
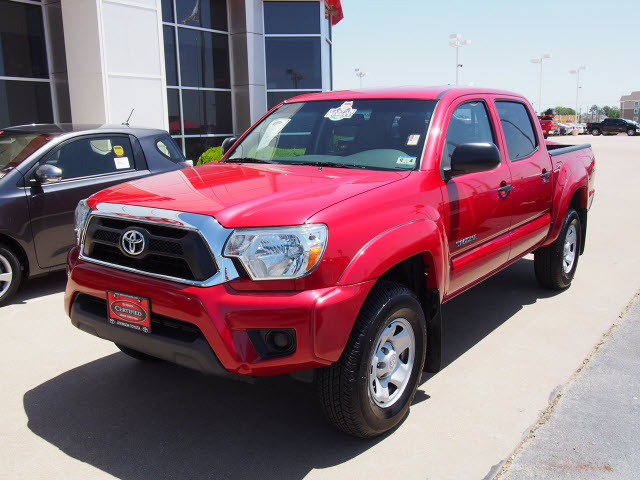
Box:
[65,87,595,438]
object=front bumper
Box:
[66,248,375,377]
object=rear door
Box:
[439,96,512,295]
[493,98,553,260]
[26,134,149,268]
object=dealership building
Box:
[0,0,343,159]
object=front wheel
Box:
[627,129,635,136]
[591,128,600,136]
[0,244,23,306]
[534,208,581,289]
[316,281,426,438]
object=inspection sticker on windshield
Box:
[113,145,125,157]
[114,157,130,169]
[407,134,420,146]
[397,156,416,166]
[325,101,357,121]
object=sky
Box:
[332,0,639,113]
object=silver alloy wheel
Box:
[368,317,415,408]
[563,223,577,274]
[0,253,13,299]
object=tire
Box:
[627,129,635,136]
[591,128,600,136]
[534,208,581,290]
[116,343,161,362]
[316,281,427,438]
[0,244,23,307]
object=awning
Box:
[325,0,343,25]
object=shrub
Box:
[199,146,223,165]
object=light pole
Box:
[530,54,552,115]
[355,68,367,88]
[449,34,471,86]
[569,66,586,123]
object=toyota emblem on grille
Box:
[121,230,145,256]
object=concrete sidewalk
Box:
[498,294,640,479]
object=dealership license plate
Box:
[107,291,151,334]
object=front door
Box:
[439,98,512,296]
[26,134,148,268]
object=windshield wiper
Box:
[283,161,368,169]
[224,157,276,164]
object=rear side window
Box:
[155,135,185,163]
[496,101,538,161]
[443,101,495,170]
[44,136,134,179]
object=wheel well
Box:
[568,189,588,255]
[379,253,442,372]
[0,233,29,277]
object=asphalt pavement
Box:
[498,294,640,479]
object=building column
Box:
[61,0,168,129]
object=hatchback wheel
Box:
[0,245,23,306]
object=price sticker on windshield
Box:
[397,156,416,166]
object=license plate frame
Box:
[107,291,151,334]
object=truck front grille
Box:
[82,216,218,282]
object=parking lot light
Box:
[531,54,552,115]
[569,67,586,123]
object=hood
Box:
[90,163,410,227]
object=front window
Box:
[226,99,436,171]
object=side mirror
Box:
[34,164,63,184]
[221,137,238,156]
[445,143,501,180]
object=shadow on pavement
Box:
[23,258,560,479]
[425,257,561,379]
[7,270,67,306]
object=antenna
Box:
[123,108,134,126]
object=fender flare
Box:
[337,218,446,294]
[545,167,588,246]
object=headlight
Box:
[74,199,92,244]
[223,224,328,280]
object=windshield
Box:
[0,131,56,175]
[227,99,436,171]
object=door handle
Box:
[540,170,551,183]
[498,182,513,198]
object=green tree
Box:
[602,106,620,118]
[555,106,576,116]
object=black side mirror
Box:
[445,143,501,180]
[221,137,238,156]
[34,164,63,184]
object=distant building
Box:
[620,92,640,122]
[0,0,343,159]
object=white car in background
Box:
[568,123,584,134]
[558,123,574,135]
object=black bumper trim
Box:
[70,294,234,378]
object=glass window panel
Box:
[163,25,178,86]
[156,134,185,163]
[167,88,181,135]
[161,0,174,22]
[0,80,52,128]
[176,0,227,31]
[181,89,232,135]
[0,0,49,78]
[264,1,320,34]
[178,28,230,88]
[496,101,538,161]
[443,101,495,170]
[184,136,224,163]
[267,91,320,110]
[44,136,134,179]
[265,37,321,90]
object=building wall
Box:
[620,92,640,122]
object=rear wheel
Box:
[316,281,426,438]
[534,208,581,289]
[116,344,161,362]
[627,129,635,136]
[0,244,23,306]
[591,128,600,136]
